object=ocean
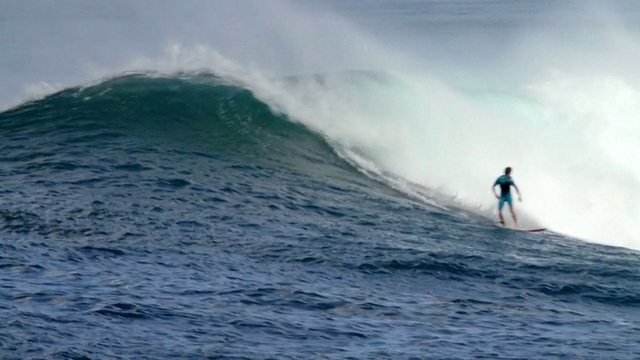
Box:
[1,1,640,359]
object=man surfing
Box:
[492,166,522,228]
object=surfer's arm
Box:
[514,185,522,201]
[492,183,500,199]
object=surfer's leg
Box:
[507,197,518,227]
[498,198,505,225]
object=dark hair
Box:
[505,167,512,175]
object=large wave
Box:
[3,0,640,249]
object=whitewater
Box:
[1,1,640,358]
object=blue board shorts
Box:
[499,193,513,211]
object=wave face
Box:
[2,0,640,359]
[0,73,377,232]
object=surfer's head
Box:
[505,167,512,175]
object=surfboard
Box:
[495,223,546,232]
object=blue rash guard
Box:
[494,175,515,210]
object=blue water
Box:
[2,1,640,359]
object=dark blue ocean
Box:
[2,1,640,359]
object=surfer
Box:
[492,166,522,227]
